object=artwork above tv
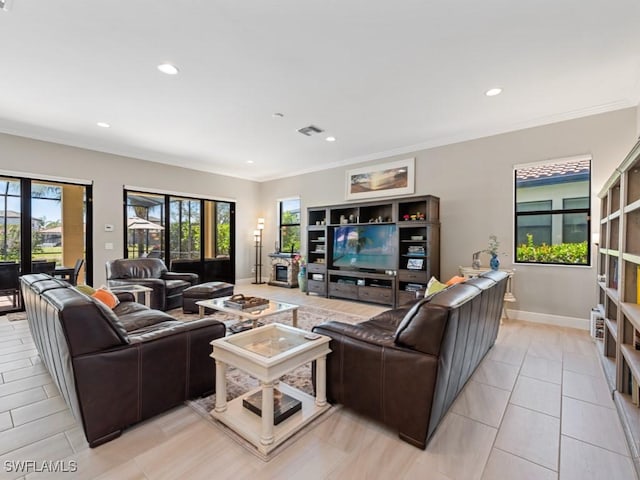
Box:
[331,224,398,272]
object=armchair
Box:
[106,258,198,310]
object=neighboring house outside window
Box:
[279,198,300,253]
[514,157,591,265]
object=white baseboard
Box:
[506,309,589,331]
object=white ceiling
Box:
[1,1,639,182]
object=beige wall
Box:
[260,108,638,322]
[0,133,260,285]
[1,107,637,322]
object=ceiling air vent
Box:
[297,125,324,137]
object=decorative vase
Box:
[490,254,500,271]
[297,270,307,292]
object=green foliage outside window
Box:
[516,233,587,264]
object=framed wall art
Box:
[345,158,415,200]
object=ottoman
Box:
[182,281,235,313]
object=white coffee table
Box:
[210,323,331,457]
[196,296,299,329]
[109,284,153,307]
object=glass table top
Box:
[225,325,310,358]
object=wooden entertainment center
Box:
[306,195,440,308]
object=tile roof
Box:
[516,159,590,181]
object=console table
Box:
[458,266,516,319]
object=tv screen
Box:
[332,224,397,271]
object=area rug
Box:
[182,304,366,460]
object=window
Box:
[124,189,235,282]
[514,158,591,265]
[279,198,300,253]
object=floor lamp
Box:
[252,218,265,284]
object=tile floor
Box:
[0,283,637,479]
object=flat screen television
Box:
[331,224,397,272]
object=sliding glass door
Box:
[0,176,92,313]
[125,190,235,284]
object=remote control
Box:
[304,333,321,340]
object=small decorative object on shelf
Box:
[472,251,482,269]
[402,212,426,221]
[484,235,502,271]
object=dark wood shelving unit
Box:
[306,196,440,307]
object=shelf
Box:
[622,253,640,265]
[622,303,640,331]
[605,317,618,341]
[595,338,616,392]
[613,392,640,474]
[624,198,640,214]
[620,344,640,381]
[609,210,621,220]
[605,287,620,302]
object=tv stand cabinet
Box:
[306,195,440,308]
[328,270,396,306]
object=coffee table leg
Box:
[144,291,151,307]
[199,305,205,319]
[292,309,298,328]
[315,356,327,407]
[214,360,228,413]
[260,381,275,446]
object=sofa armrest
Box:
[161,271,199,285]
[113,291,135,303]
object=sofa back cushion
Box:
[106,258,168,280]
[394,284,480,356]
[42,287,130,356]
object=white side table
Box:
[210,323,331,458]
[458,266,516,319]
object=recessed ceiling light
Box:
[96,122,111,128]
[326,136,336,142]
[247,160,254,164]
[272,113,284,118]
[157,63,179,75]
[485,87,503,97]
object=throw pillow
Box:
[92,288,120,309]
[425,276,447,296]
[446,275,466,286]
[75,284,96,296]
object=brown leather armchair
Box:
[312,270,508,449]
[106,258,199,310]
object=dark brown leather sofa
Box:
[106,258,199,311]
[20,274,225,448]
[312,270,508,449]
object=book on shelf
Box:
[611,258,618,290]
[242,388,302,425]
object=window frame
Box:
[278,197,301,254]
[513,156,591,266]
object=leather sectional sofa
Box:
[106,258,199,311]
[312,270,508,449]
[20,274,225,447]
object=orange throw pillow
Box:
[446,275,466,286]
[91,288,120,309]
